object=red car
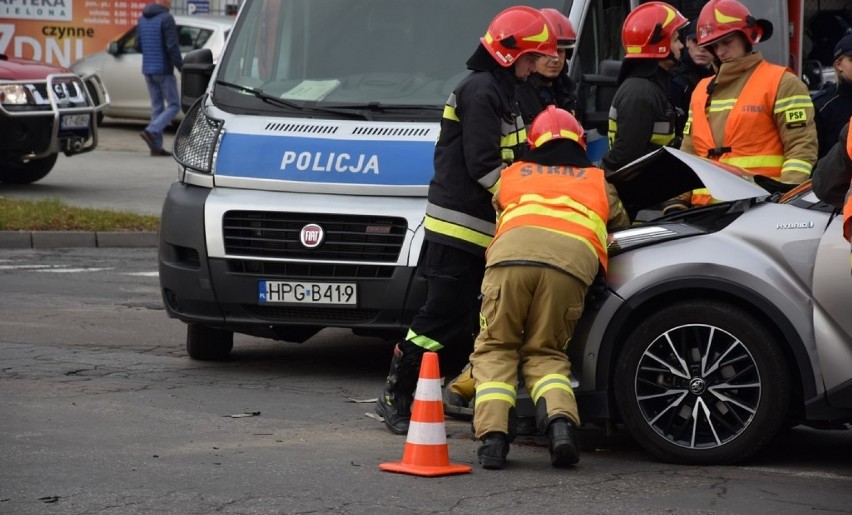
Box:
[0,54,107,184]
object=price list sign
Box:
[0,0,147,67]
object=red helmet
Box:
[481,6,558,67]
[528,105,585,150]
[540,8,576,49]
[621,2,688,59]
[695,0,773,47]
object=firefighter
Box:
[375,6,558,435]
[676,0,817,208]
[516,8,579,124]
[472,106,629,469]
[813,35,852,159]
[602,1,687,174]
[812,119,852,251]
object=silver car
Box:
[567,147,852,465]
[70,15,233,123]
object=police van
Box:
[157,0,812,359]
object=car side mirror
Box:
[107,41,120,56]
[181,48,215,113]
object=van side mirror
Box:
[181,48,215,113]
[579,59,621,135]
[107,41,120,56]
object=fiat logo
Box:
[300,224,324,248]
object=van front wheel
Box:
[186,323,234,360]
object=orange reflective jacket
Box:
[494,162,611,270]
[844,130,852,242]
[689,61,787,205]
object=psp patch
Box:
[785,108,807,128]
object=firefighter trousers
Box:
[470,264,586,439]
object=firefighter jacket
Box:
[516,71,579,126]
[602,62,677,173]
[813,79,852,159]
[427,66,527,256]
[812,121,852,243]
[486,141,630,286]
[681,52,817,191]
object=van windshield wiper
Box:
[327,102,443,113]
[214,80,304,110]
[215,80,376,120]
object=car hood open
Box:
[607,147,771,216]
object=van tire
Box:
[186,323,234,360]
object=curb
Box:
[0,231,159,249]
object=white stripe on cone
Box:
[413,378,442,401]
[406,421,448,445]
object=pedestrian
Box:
[601,1,687,174]
[813,35,852,159]
[374,6,558,435]
[668,22,714,146]
[135,0,183,157]
[812,119,852,248]
[516,8,579,124]
[678,0,817,207]
[471,106,629,470]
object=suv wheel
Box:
[186,323,234,360]
[614,300,790,465]
[0,153,58,184]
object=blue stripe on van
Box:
[216,133,435,186]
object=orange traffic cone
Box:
[379,352,472,477]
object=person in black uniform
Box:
[602,1,687,174]
[813,35,852,158]
[375,6,558,435]
[516,8,578,125]
[668,22,714,146]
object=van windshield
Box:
[215,0,570,120]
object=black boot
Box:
[477,432,510,470]
[374,343,420,434]
[547,417,580,467]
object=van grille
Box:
[222,211,407,262]
[227,259,394,278]
[244,305,379,323]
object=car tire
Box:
[186,323,234,361]
[613,299,790,465]
[0,153,58,184]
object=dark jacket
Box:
[813,122,852,208]
[813,80,852,158]
[135,3,183,75]
[426,45,526,256]
[668,51,713,141]
[516,71,578,126]
[602,60,677,173]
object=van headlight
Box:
[0,83,31,105]
[173,95,223,174]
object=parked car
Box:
[564,147,852,465]
[70,15,233,123]
[0,54,107,184]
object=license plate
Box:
[60,113,90,129]
[258,280,357,305]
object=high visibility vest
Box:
[843,129,852,243]
[688,61,787,205]
[494,161,611,270]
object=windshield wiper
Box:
[215,80,304,110]
[327,102,443,113]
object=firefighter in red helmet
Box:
[471,106,629,469]
[675,0,817,208]
[602,1,688,174]
[375,6,558,435]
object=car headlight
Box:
[173,95,223,174]
[608,223,705,255]
[0,84,30,105]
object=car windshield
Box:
[214,0,570,120]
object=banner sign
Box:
[0,1,146,68]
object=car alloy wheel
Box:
[614,300,790,465]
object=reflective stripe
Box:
[477,163,506,191]
[413,378,443,402]
[530,373,575,404]
[501,194,608,250]
[782,158,813,175]
[406,328,443,351]
[406,420,449,445]
[773,94,814,113]
[720,154,784,168]
[475,381,516,407]
[443,105,459,122]
[707,98,737,113]
[424,216,493,249]
[426,202,496,235]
